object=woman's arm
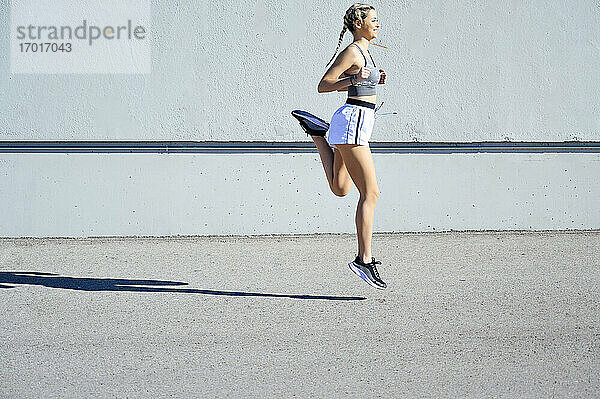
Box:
[318,47,368,93]
[337,73,349,92]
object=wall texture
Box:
[1,1,599,237]
[1,152,599,237]
[1,1,599,142]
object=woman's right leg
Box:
[335,144,379,264]
[311,136,352,197]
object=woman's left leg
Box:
[311,136,352,197]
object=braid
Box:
[325,26,347,66]
[325,3,375,66]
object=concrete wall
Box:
[1,151,598,237]
[1,1,599,237]
[1,1,599,142]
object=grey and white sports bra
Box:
[344,43,381,97]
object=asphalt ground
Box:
[1,231,599,398]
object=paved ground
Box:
[1,231,599,398]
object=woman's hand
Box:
[378,69,387,84]
[354,67,372,83]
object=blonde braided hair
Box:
[325,3,375,66]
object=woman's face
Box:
[355,9,379,40]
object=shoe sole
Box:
[348,262,386,290]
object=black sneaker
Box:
[348,256,387,290]
[291,110,329,137]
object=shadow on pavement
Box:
[0,271,366,301]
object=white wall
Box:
[1,1,599,237]
[1,152,598,237]
[1,1,599,142]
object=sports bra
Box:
[343,43,381,97]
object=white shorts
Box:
[327,101,375,147]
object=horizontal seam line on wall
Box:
[1,141,600,153]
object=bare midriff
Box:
[347,94,376,104]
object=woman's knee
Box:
[360,188,379,203]
[331,184,351,197]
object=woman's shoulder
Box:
[339,43,361,60]
[342,43,360,53]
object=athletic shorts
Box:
[327,99,376,148]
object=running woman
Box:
[313,3,387,289]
